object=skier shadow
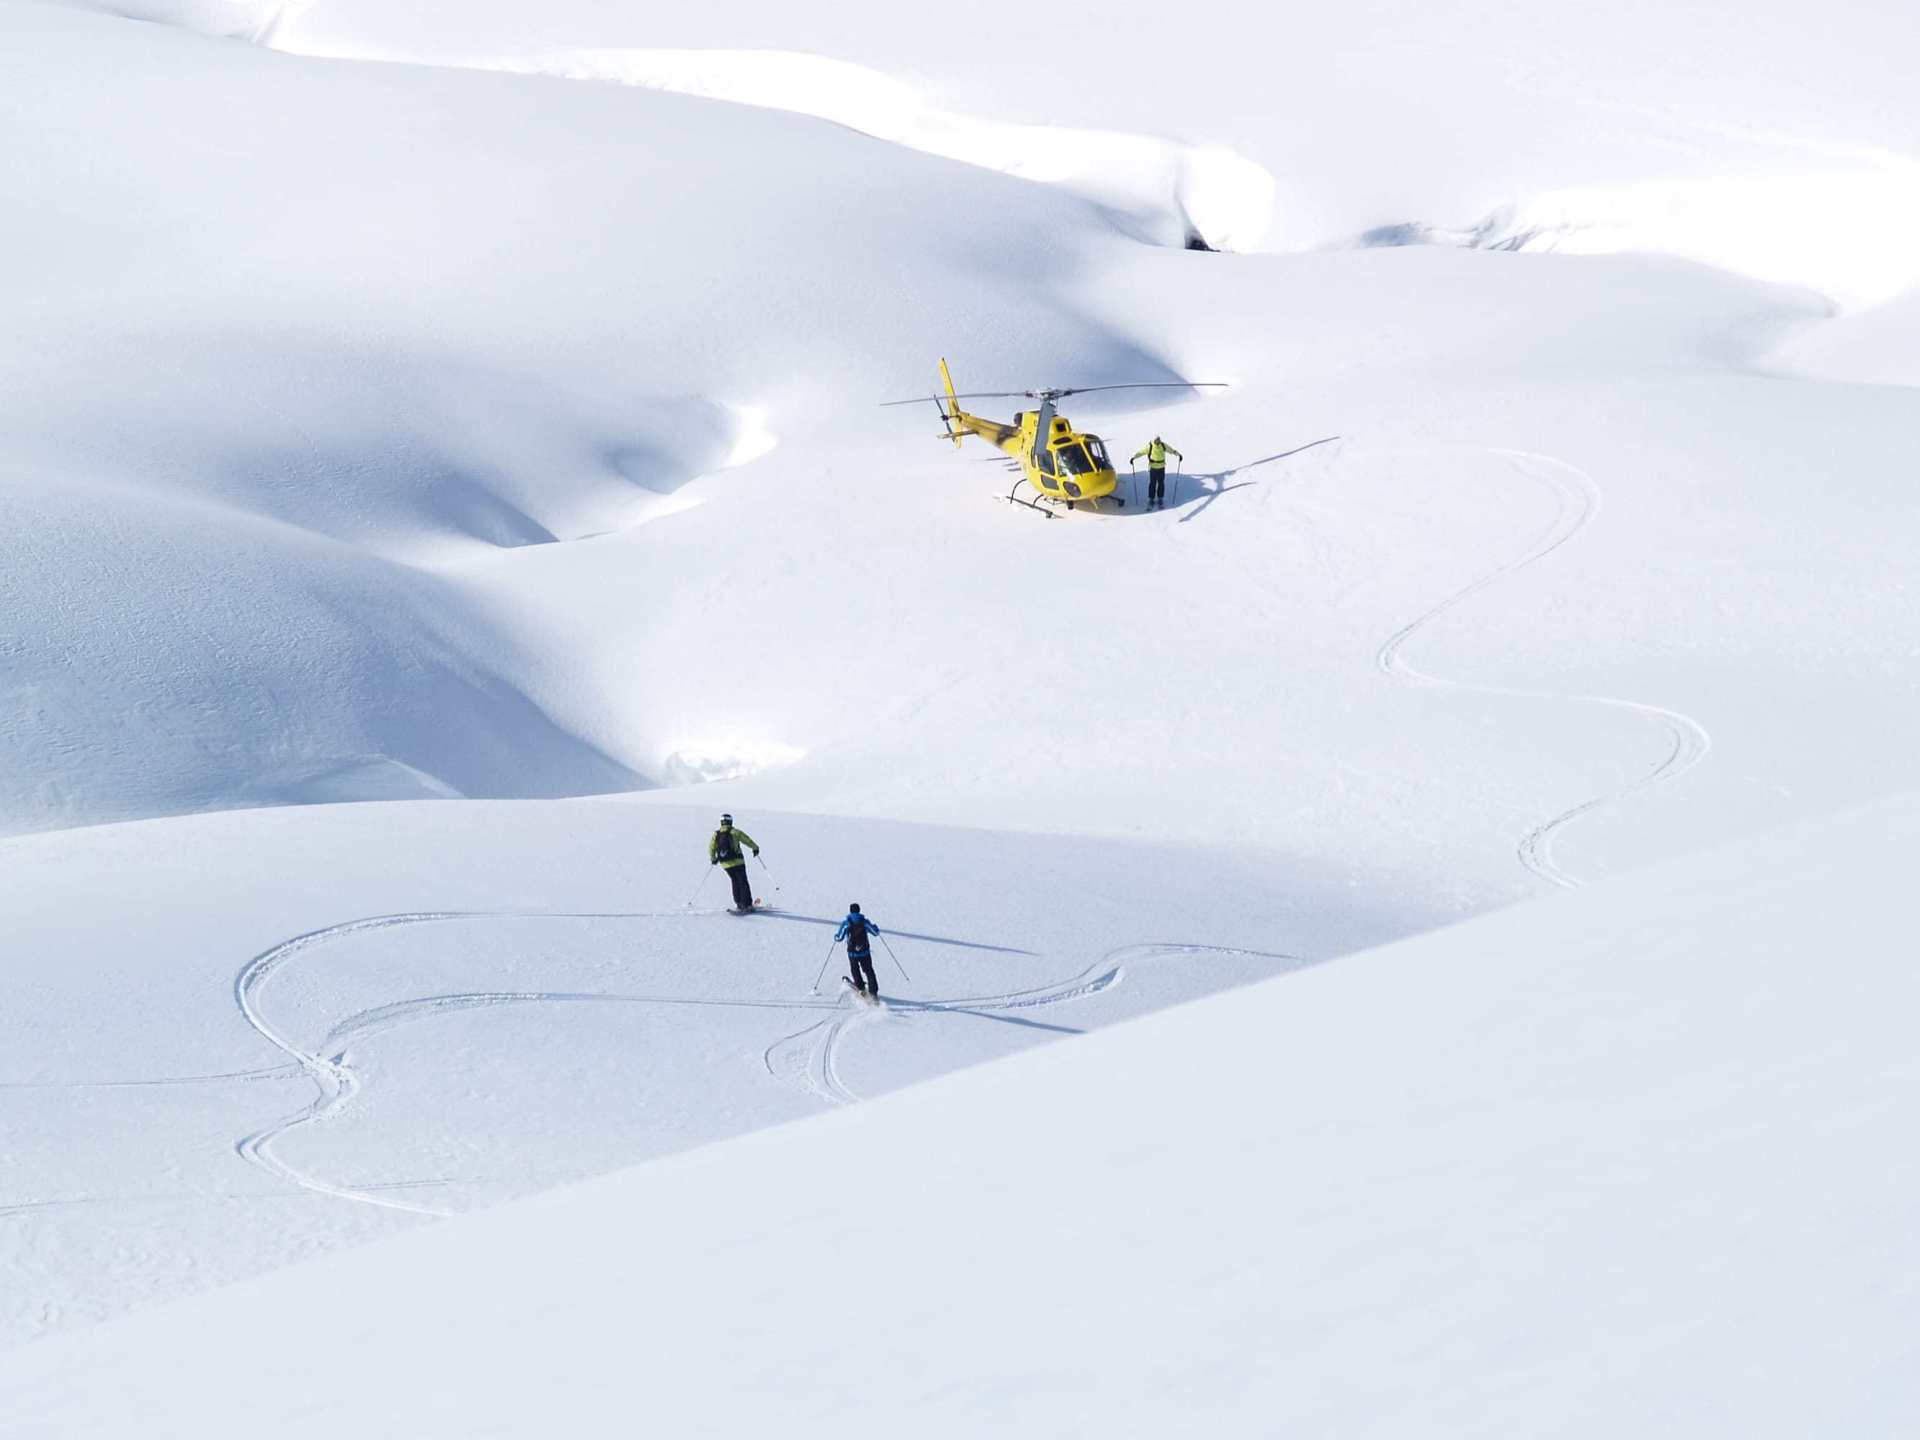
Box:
[880,997,1082,1036]
[749,909,1037,957]
[1170,434,1342,525]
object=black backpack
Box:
[713,829,738,862]
[844,916,870,953]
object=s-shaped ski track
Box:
[232,907,744,1216]
[237,911,1318,1213]
[1376,447,1711,889]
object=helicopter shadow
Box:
[1168,435,1342,525]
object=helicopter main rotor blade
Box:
[885,382,1227,407]
[1039,381,1231,400]
[879,390,1032,407]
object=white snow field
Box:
[5,0,1920,1429]
[5,796,1917,1437]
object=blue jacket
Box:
[835,913,881,946]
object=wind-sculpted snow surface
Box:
[258,39,1279,253]
[0,2,1175,834]
[0,473,641,832]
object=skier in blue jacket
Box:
[835,904,881,998]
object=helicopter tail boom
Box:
[935,358,1020,452]
[936,357,964,447]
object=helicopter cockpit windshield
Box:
[1053,441,1100,475]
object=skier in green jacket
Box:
[1131,436,1184,509]
[709,813,761,912]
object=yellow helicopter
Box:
[884,359,1226,517]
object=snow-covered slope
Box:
[6,794,1916,1436]
[0,3,1153,834]
[9,1,1919,875]
[5,0,1920,1405]
[0,797,1370,1345]
[207,0,1920,293]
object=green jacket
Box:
[709,826,759,869]
[1132,439,1182,466]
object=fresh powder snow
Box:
[3,0,1918,1432]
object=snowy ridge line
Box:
[1376,448,1711,888]
[231,907,735,1216]
[252,32,1273,251]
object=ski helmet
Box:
[720,813,733,826]
[849,902,861,913]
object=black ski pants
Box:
[848,948,877,995]
[1147,463,1166,505]
[724,863,754,910]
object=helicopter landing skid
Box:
[1000,477,1059,518]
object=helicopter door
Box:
[1034,444,1059,492]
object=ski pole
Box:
[685,864,714,908]
[1129,462,1138,507]
[755,853,781,893]
[812,939,841,993]
[878,932,912,983]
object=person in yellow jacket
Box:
[709,813,761,913]
[1130,435,1184,509]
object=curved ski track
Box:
[764,942,1306,1107]
[1377,448,1711,889]
[233,907,759,1216]
[232,910,1306,1215]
